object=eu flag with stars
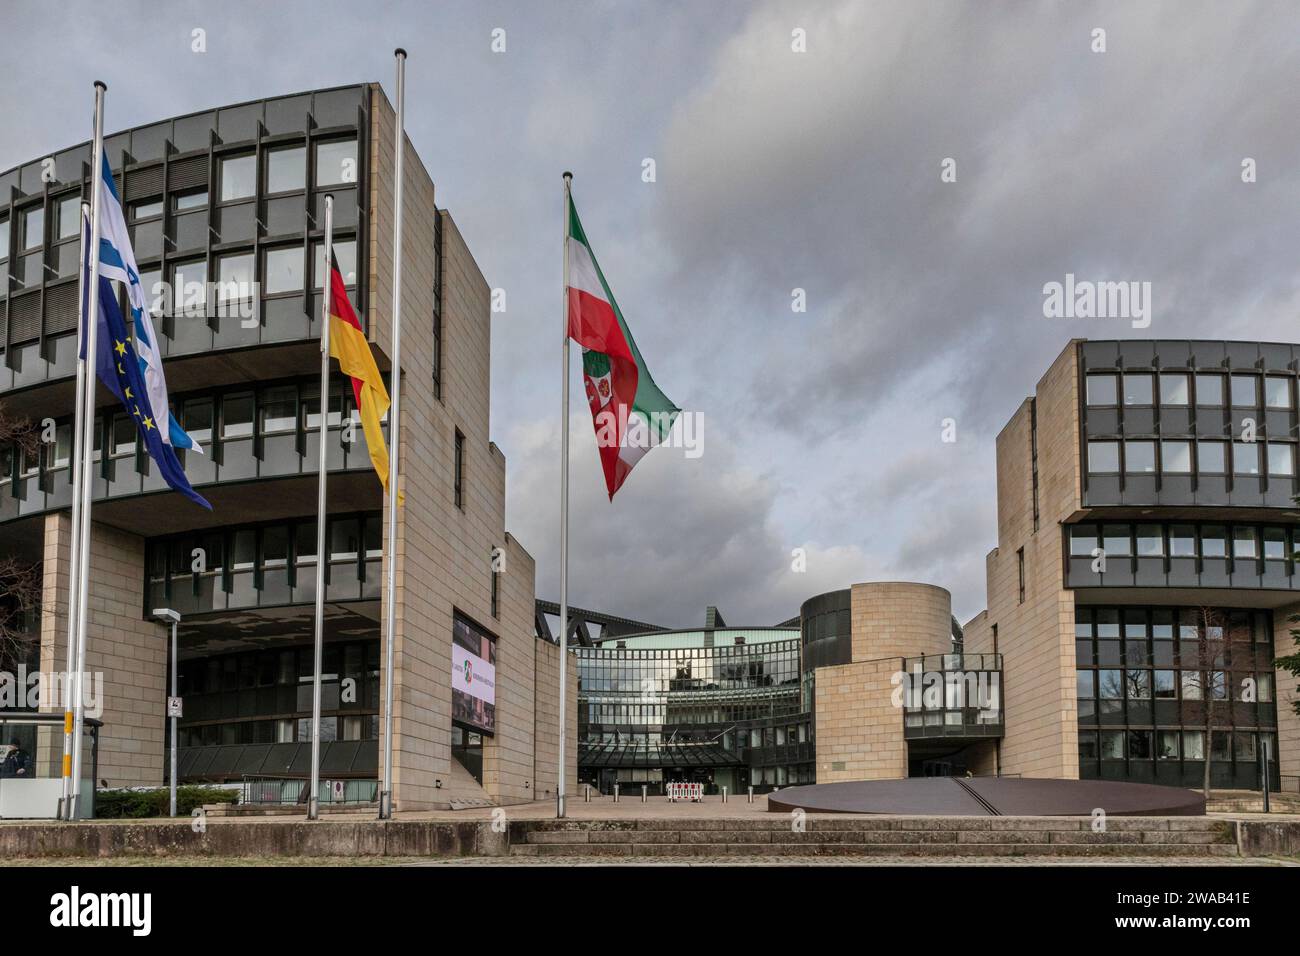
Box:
[81,217,210,510]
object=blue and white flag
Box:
[80,207,211,510]
[92,153,201,454]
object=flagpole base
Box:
[557,793,566,819]
[378,790,392,820]
[308,797,319,821]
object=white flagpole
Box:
[558,171,573,819]
[379,47,406,820]
[69,81,108,820]
[308,194,335,821]
[59,201,90,820]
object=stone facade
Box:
[979,341,1082,779]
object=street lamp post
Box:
[152,608,182,817]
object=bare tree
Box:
[1182,606,1229,800]
[0,557,40,674]
[0,403,41,673]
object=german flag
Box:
[326,255,400,500]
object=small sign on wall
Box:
[166,697,183,719]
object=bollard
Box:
[747,785,753,804]
[641,784,647,803]
[1260,741,1271,813]
[614,783,619,803]
[584,784,591,803]
[722,787,728,803]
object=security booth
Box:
[0,713,101,819]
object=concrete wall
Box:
[982,341,1082,779]
[38,512,166,787]
[365,86,559,809]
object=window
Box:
[1263,527,1286,560]
[1265,376,1292,410]
[1181,671,1202,701]
[1232,442,1260,476]
[1198,440,1226,474]
[1168,526,1195,557]
[1232,527,1257,560]
[1182,730,1205,760]
[0,216,9,261]
[1201,526,1227,558]
[1267,443,1294,476]
[1124,441,1155,473]
[1123,373,1153,406]
[131,199,163,220]
[1157,730,1179,760]
[1135,525,1163,556]
[172,258,208,315]
[1016,547,1025,604]
[315,139,358,187]
[216,252,254,313]
[221,394,255,439]
[266,146,306,193]
[1088,441,1119,473]
[1100,731,1124,760]
[312,239,358,287]
[1153,670,1176,699]
[1162,440,1191,473]
[263,245,304,295]
[490,553,500,619]
[174,190,208,211]
[259,387,297,434]
[1195,373,1224,406]
[1230,374,1258,407]
[1069,524,1098,556]
[19,205,44,251]
[454,429,465,509]
[1102,524,1131,557]
[57,195,81,238]
[219,154,256,201]
[1159,373,1190,406]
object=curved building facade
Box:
[0,85,574,811]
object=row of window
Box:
[1076,668,1275,704]
[146,514,384,615]
[0,138,358,300]
[1086,371,1295,409]
[1074,606,1272,644]
[180,714,379,749]
[1086,438,1293,476]
[1078,729,1277,763]
[1070,523,1299,565]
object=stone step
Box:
[509,841,1238,858]
[513,816,1227,834]
[523,828,1230,846]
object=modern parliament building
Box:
[0,84,575,812]
[0,84,1296,814]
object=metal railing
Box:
[240,775,378,806]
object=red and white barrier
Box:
[666,782,703,802]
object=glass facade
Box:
[0,375,387,526]
[0,86,368,394]
[145,512,382,616]
[1080,340,1300,508]
[1074,605,1279,789]
[576,630,811,794]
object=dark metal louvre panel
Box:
[125,163,164,201]
[168,155,208,191]
[44,282,77,333]
[8,292,40,343]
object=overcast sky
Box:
[4,1,1299,629]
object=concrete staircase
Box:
[508,816,1239,858]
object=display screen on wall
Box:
[451,613,497,736]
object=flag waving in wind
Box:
[92,153,200,455]
[565,193,680,499]
[80,208,210,510]
[325,253,398,498]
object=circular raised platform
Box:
[767,777,1205,816]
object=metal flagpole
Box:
[309,194,335,821]
[69,81,108,820]
[379,48,406,820]
[59,201,91,820]
[558,171,573,819]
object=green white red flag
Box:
[566,193,680,499]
